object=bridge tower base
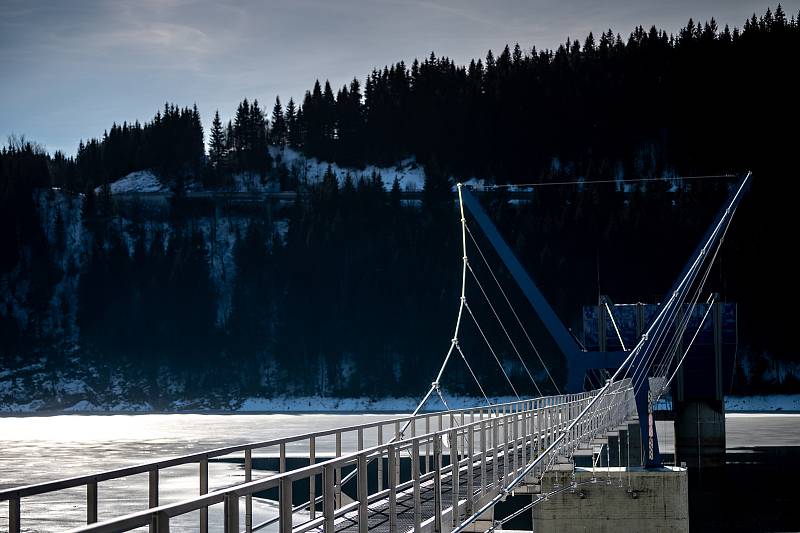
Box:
[531,467,688,533]
[673,399,726,469]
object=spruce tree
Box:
[271,96,287,146]
[285,98,300,148]
[209,110,226,170]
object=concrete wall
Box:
[674,400,726,468]
[531,467,688,533]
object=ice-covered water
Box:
[0,413,798,532]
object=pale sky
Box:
[1,0,795,155]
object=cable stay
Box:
[464,300,520,399]
[465,223,561,394]
[603,299,628,351]
[466,260,543,396]
[658,294,717,398]
[453,172,752,532]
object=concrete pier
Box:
[530,466,688,533]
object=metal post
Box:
[388,443,397,533]
[224,493,239,533]
[502,415,509,482]
[245,449,253,532]
[335,432,342,508]
[412,439,422,531]
[323,463,335,533]
[434,435,443,533]
[149,468,159,508]
[480,419,487,494]
[467,424,475,514]
[450,428,460,526]
[149,467,159,533]
[9,497,20,533]
[280,443,286,473]
[492,417,499,484]
[309,437,316,520]
[513,413,519,476]
[279,478,293,533]
[377,425,384,491]
[200,458,208,533]
[357,453,369,533]
[87,480,98,524]
[713,295,723,400]
[425,416,431,474]
[151,511,170,533]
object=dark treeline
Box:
[37,6,799,195]
[2,7,799,404]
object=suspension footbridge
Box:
[0,172,750,532]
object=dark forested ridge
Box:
[1,8,799,409]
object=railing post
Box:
[323,463,335,533]
[200,457,209,533]
[536,399,542,454]
[335,431,342,508]
[513,412,519,476]
[502,414,509,483]
[357,453,369,533]
[245,449,253,532]
[425,416,431,474]
[9,497,20,533]
[412,439,422,531]
[480,419,487,494]
[492,416,499,484]
[388,443,398,533]
[279,478,293,533]
[450,427,459,526]
[224,493,239,533]
[434,434,443,533]
[394,424,401,484]
[87,480,98,524]
[149,468,159,508]
[467,424,475,514]
[377,425,384,491]
[280,442,286,473]
[151,511,170,533]
[309,437,316,520]
[148,467,159,533]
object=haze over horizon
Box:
[2,0,796,156]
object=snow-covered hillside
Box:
[99,146,487,196]
[269,145,428,191]
[106,170,164,194]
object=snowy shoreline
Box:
[2,394,799,415]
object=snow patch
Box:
[725,395,800,412]
[270,145,428,191]
[236,395,519,412]
[65,400,100,412]
[103,170,164,194]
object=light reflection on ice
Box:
[0,413,405,532]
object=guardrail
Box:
[1,397,526,532]
[3,386,635,533]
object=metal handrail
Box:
[56,388,633,533]
[4,395,579,533]
[0,397,534,501]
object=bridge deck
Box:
[323,442,526,533]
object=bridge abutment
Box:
[530,466,688,532]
